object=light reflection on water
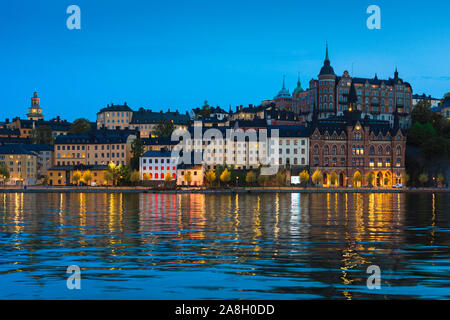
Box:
[0,192,449,299]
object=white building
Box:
[412,94,440,108]
[140,150,178,181]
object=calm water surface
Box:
[0,192,449,299]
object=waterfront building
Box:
[54,129,137,167]
[185,125,265,171]
[139,150,178,181]
[0,144,37,185]
[309,82,406,187]
[47,164,109,186]
[269,125,309,168]
[176,163,203,186]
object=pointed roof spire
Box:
[293,72,304,94]
[319,42,335,76]
[274,75,291,99]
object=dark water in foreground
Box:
[0,192,449,299]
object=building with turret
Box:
[269,44,413,129]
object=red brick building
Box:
[292,44,413,129]
[309,83,406,187]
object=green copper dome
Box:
[293,74,304,94]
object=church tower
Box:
[27,90,44,121]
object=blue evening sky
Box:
[0,0,449,121]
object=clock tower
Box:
[27,90,44,121]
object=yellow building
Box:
[54,129,137,167]
[176,164,203,186]
[0,144,37,185]
[48,164,110,186]
[96,103,133,130]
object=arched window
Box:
[155,173,158,179]
[161,173,164,179]
[172,173,176,179]
[332,145,337,155]
[386,146,391,155]
[340,145,346,155]
[314,145,319,155]
[324,145,329,155]
[378,146,383,155]
[397,146,401,156]
[370,146,375,155]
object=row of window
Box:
[142,158,176,164]
[56,145,125,151]
[142,172,176,180]
[56,160,125,166]
[57,152,125,158]
[142,166,176,171]
[313,145,401,156]
[313,157,402,167]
